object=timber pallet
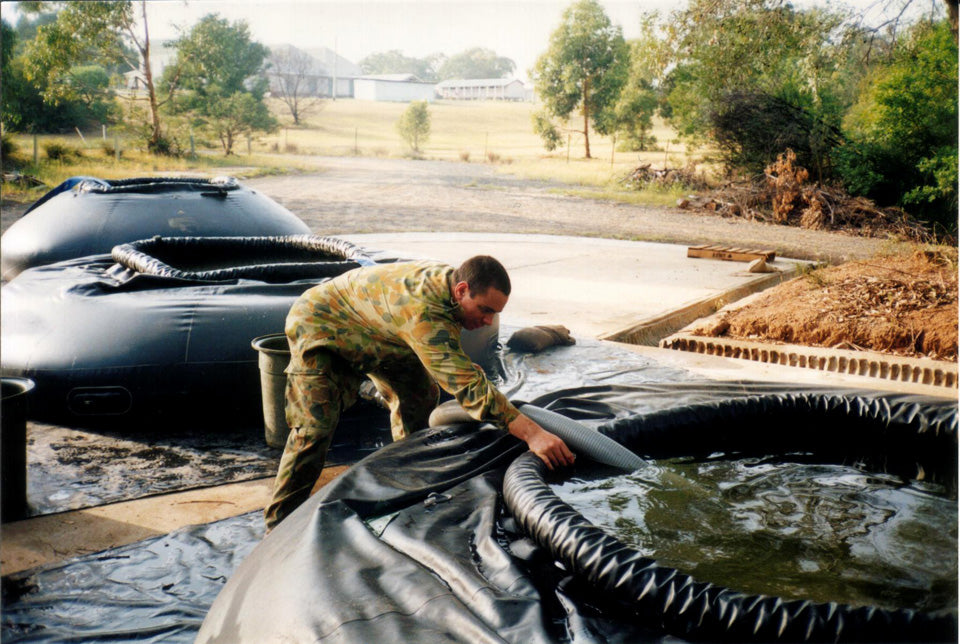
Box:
[688,245,776,262]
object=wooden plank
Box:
[687,246,776,262]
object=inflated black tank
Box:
[0,235,499,425]
[1,176,310,280]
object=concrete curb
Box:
[659,332,958,389]
[598,269,795,346]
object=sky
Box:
[139,0,666,81]
[2,0,676,82]
[4,0,926,82]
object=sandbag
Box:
[506,325,575,353]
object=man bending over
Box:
[265,255,575,531]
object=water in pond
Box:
[553,455,957,614]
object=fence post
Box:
[102,124,107,140]
[566,134,571,164]
[33,134,38,165]
[115,134,120,161]
[354,127,358,155]
[247,133,251,155]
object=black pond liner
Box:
[1,175,310,280]
[502,393,958,643]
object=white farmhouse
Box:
[436,78,526,101]
[353,74,437,102]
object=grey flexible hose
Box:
[518,404,645,471]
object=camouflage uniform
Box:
[264,260,519,530]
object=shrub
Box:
[44,142,75,161]
[459,151,470,162]
[1,135,16,157]
[708,90,838,180]
[396,101,430,152]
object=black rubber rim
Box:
[503,393,957,643]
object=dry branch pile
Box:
[670,150,934,242]
[620,162,710,191]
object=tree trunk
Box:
[947,0,959,40]
[582,76,591,159]
[139,1,163,152]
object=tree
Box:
[207,92,277,156]
[607,34,662,151]
[23,1,167,152]
[661,0,850,177]
[359,50,441,81]
[531,0,630,158]
[163,14,277,155]
[397,101,430,152]
[437,47,515,80]
[268,45,325,125]
[838,20,958,231]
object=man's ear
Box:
[453,281,470,301]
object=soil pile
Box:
[690,248,958,361]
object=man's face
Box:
[454,282,507,330]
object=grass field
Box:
[3,98,704,203]
[267,98,697,182]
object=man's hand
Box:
[507,414,575,470]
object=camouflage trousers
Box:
[264,347,440,531]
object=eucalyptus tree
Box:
[531,0,630,158]
[162,14,277,155]
[662,0,850,176]
[22,1,167,151]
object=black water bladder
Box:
[503,393,957,643]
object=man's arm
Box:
[507,414,576,470]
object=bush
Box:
[396,101,430,152]
[532,110,563,152]
[838,20,958,233]
[101,142,122,158]
[1,135,16,157]
[459,151,470,162]
[44,142,75,161]
[708,90,838,180]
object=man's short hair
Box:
[453,255,511,296]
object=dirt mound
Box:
[690,248,958,361]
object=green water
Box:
[553,457,957,613]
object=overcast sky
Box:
[6,0,921,82]
[139,0,669,81]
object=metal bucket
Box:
[2,377,35,521]
[251,334,291,448]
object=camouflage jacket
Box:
[285,260,520,428]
